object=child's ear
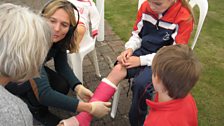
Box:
[152,74,161,85]
[152,74,161,92]
[154,74,160,82]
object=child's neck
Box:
[158,91,173,102]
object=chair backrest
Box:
[137,0,208,50]
[189,0,208,49]
[138,0,146,9]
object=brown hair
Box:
[42,0,79,53]
[152,44,201,98]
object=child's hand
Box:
[117,48,133,64]
[124,56,141,68]
[75,85,93,102]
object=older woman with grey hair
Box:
[5,0,111,125]
[0,3,51,126]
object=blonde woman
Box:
[0,3,51,126]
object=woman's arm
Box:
[33,66,79,112]
[54,50,81,90]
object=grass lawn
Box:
[105,0,224,125]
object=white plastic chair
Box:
[189,0,208,49]
[67,0,104,83]
[110,0,208,118]
[96,0,105,42]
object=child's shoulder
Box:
[175,6,192,22]
[140,1,150,9]
[179,5,192,16]
[68,0,95,7]
[77,0,96,6]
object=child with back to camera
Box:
[144,44,201,126]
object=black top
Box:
[34,42,81,112]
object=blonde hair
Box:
[41,0,79,53]
[0,3,52,81]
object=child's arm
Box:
[125,31,142,52]
[139,53,156,66]
[117,5,144,66]
[174,19,194,44]
[124,3,145,52]
[122,53,156,68]
[58,101,111,126]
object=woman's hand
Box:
[90,101,111,118]
[75,85,93,102]
[57,116,79,126]
[58,101,111,126]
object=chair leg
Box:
[91,49,101,78]
[96,0,105,42]
[67,53,84,83]
[110,84,121,118]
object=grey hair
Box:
[0,3,52,81]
